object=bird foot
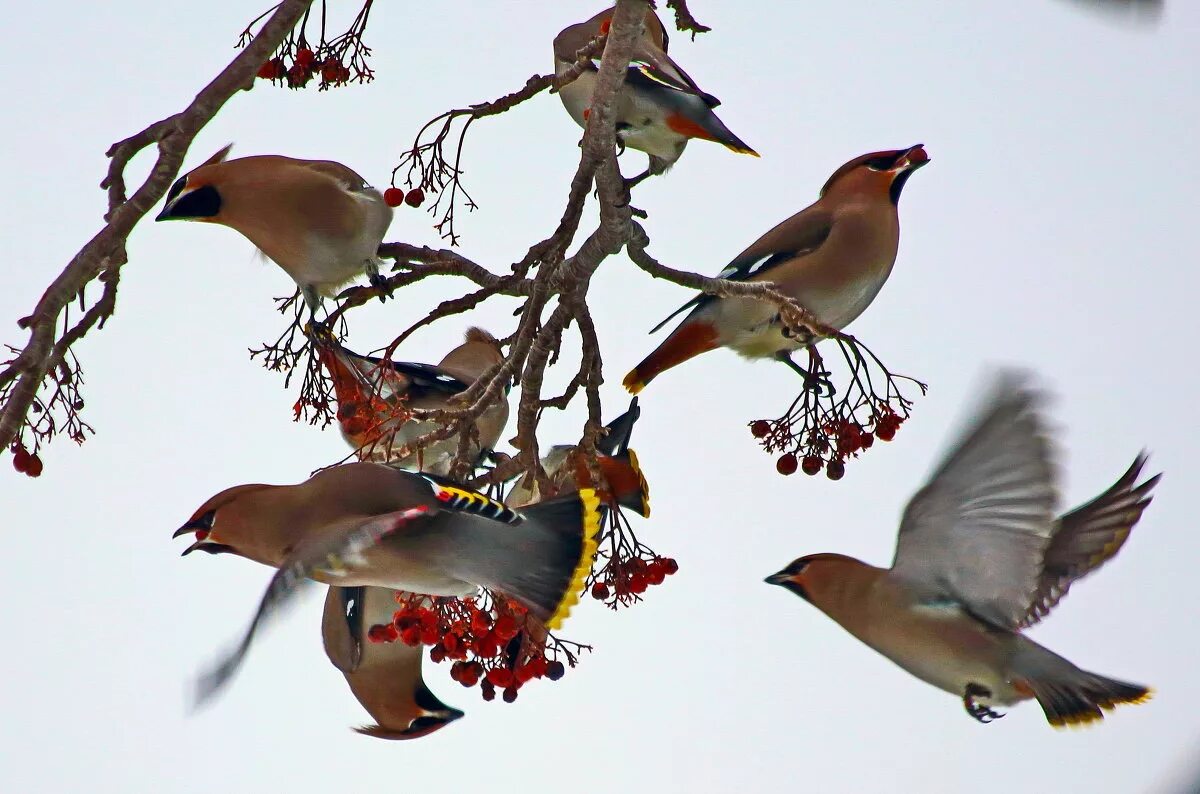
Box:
[777,354,836,397]
[963,683,1005,724]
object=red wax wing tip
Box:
[383,187,405,207]
[582,108,591,121]
[599,18,612,35]
[435,490,453,502]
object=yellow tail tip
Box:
[546,488,601,631]
[622,369,645,395]
[1046,688,1153,729]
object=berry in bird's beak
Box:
[901,144,929,169]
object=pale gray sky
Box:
[3,2,1198,792]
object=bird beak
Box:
[898,144,929,171]
[764,571,791,586]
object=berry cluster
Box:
[754,403,908,480]
[585,506,678,609]
[241,2,376,91]
[8,441,43,478]
[750,340,924,479]
[589,555,679,606]
[368,592,586,703]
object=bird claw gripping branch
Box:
[750,338,926,480]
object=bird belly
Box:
[619,92,687,162]
[711,296,806,359]
[556,67,596,128]
[300,234,378,295]
[317,549,477,598]
[791,269,891,331]
[858,606,1023,705]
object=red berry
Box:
[383,187,405,207]
[383,624,400,642]
[545,661,566,681]
[875,423,896,442]
[661,558,679,575]
[859,433,875,449]
[404,188,425,208]
[629,574,648,594]
[295,48,316,67]
[257,61,278,80]
[826,460,846,481]
[502,687,519,703]
[493,614,519,640]
[367,625,388,643]
[476,639,499,658]
[527,657,549,678]
[449,662,464,681]
[470,612,492,635]
[442,633,459,654]
[400,626,421,646]
[514,664,535,684]
[11,446,30,474]
[481,681,497,701]
[776,453,798,476]
[420,627,439,646]
[801,455,822,476]
[486,668,513,688]
[750,420,770,438]
[429,646,446,663]
[647,567,666,585]
[590,582,610,601]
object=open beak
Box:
[899,143,929,170]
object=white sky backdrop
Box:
[3,1,1199,792]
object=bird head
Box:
[820,144,930,205]
[173,483,273,559]
[352,676,464,741]
[765,553,862,602]
[155,144,233,223]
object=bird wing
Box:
[193,505,436,708]
[340,345,470,399]
[1021,455,1159,627]
[300,159,373,192]
[648,206,834,334]
[891,374,1059,630]
[322,586,366,674]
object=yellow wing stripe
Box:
[546,488,601,630]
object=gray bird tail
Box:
[443,490,600,630]
[1019,660,1151,727]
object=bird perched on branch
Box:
[315,328,509,475]
[322,586,463,740]
[506,397,650,517]
[623,145,929,394]
[155,145,393,313]
[174,463,599,705]
[766,374,1158,727]
[554,6,757,186]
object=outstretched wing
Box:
[891,374,1059,630]
[192,506,433,708]
[1021,455,1160,627]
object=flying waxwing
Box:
[316,328,509,474]
[507,397,650,517]
[766,374,1158,727]
[174,463,599,705]
[553,6,757,185]
[155,146,393,313]
[623,145,929,394]
[323,586,463,740]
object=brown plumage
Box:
[155,145,393,312]
[624,145,929,393]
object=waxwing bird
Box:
[174,463,600,705]
[623,145,929,394]
[554,6,757,185]
[766,374,1158,728]
[507,397,650,516]
[323,586,463,740]
[316,328,509,474]
[155,145,393,313]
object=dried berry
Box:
[404,188,425,208]
[776,453,798,476]
[801,455,822,476]
[750,420,770,438]
[826,460,846,481]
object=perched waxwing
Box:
[155,145,393,313]
[316,327,509,474]
[174,463,599,704]
[323,586,463,740]
[623,145,929,394]
[766,374,1158,727]
[506,397,650,516]
[554,6,757,184]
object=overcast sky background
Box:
[3,1,1198,792]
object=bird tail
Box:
[1019,665,1151,728]
[442,490,600,630]
[665,110,759,157]
[623,320,719,394]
